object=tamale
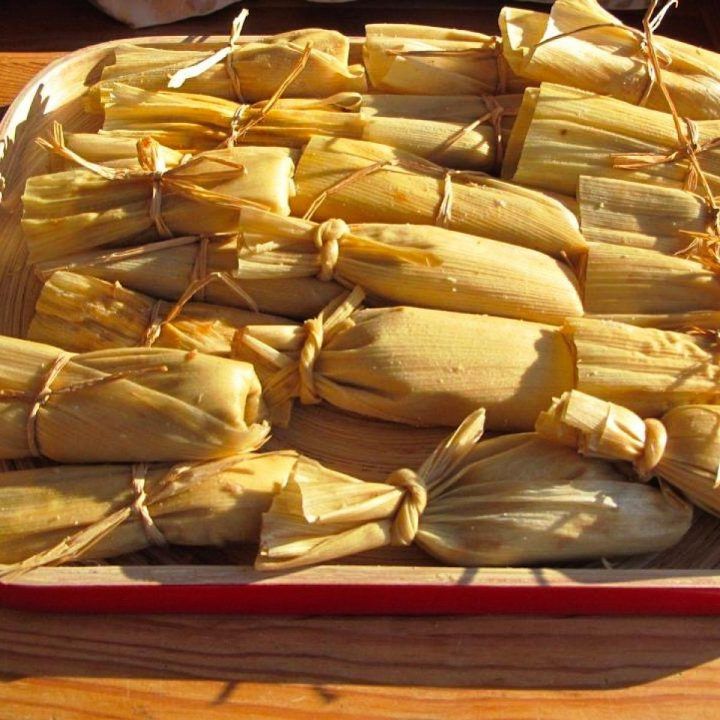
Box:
[364,24,529,95]
[235,290,720,431]
[88,29,366,109]
[0,450,293,569]
[27,271,288,355]
[578,176,710,255]
[236,205,583,324]
[255,409,691,569]
[536,389,720,516]
[503,83,720,195]
[582,241,720,326]
[291,135,586,259]
[35,235,344,320]
[0,335,266,462]
[233,288,576,431]
[501,0,720,120]
[99,83,504,170]
[22,132,297,264]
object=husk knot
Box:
[314,218,350,281]
[385,467,428,546]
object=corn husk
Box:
[364,24,530,95]
[565,317,720,417]
[35,235,344,320]
[266,404,449,482]
[291,135,586,259]
[27,271,288,355]
[233,289,575,432]
[503,83,720,194]
[22,139,297,264]
[500,0,720,120]
[100,83,504,170]
[582,241,720,326]
[536,389,720,516]
[88,30,366,110]
[0,450,295,570]
[578,176,710,255]
[0,335,267,462]
[236,205,583,324]
[255,409,691,569]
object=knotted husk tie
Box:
[314,218,349,281]
[384,467,428,546]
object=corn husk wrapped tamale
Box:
[537,389,720,516]
[0,449,294,570]
[233,288,576,431]
[255,409,691,569]
[27,271,288,355]
[364,24,530,95]
[22,133,297,264]
[503,83,720,195]
[236,205,583,324]
[578,176,710,255]
[99,83,505,170]
[0,335,267,462]
[291,135,586,259]
[501,0,720,120]
[266,404,449,482]
[582,241,720,328]
[88,28,366,110]
[236,290,720,431]
[35,235,344,320]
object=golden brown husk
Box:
[237,205,583,324]
[503,83,720,194]
[0,335,267,462]
[27,271,288,355]
[256,409,691,569]
[501,0,720,120]
[22,145,296,264]
[536,389,720,516]
[291,135,586,259]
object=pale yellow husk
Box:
[255,409,691,569]
[27,271,288,355]
[22,144,297,264]
[99,83,504,169]
[578,176,710,255]
[503,83,720,194]
[536,389,720,516]
[501,0,720,120]
[88,30,366,109]
[291,135,586,259]
[35,235,343,320]
[364,24,530,95]
[236,205,583,324]
[0,335,267,462]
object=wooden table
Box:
[1,1,720,717]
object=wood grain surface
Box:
[2,1,720,718]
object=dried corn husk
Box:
[233,288,575,431]
[255,409,691,569]
[565,317,720,417]
[100,83,504,170]
[35,235,344,320]
[536,389,720,515]
[503,83,720,194]
[0,449,295,570]
[578,176,710,255]
[27,271,287,355]
[364,24,529,95]
[582,241,720,326]
[236,205,583,324]
[500,0,720,120]
[88,29,366,110]
[0,335,267,462]
[291,135,586,259]
[266,404,449,482]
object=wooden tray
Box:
[2,35,720,615]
